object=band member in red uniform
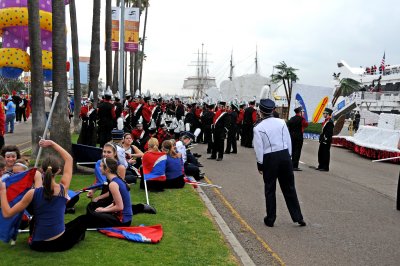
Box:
[237,103,245,141]
[208,101,230,161]
[287,107,309,171]
[242,100,257,148]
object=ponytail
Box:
[43,166,53,200]
[162,140,178,158]
[41,157,60,201]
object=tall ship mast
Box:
[182,44,217,100]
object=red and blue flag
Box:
[0,168,36,243]
[98,224,163,243]
[142,152,167,181]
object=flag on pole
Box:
[98,224,163,243]
[381,52,385,67]
[142,152,167,181]
[0,168,36,243]
[94,160,107,185]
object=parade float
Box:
[0,0,69,81]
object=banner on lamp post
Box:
[111,7,120,51]
[124,7,140,52]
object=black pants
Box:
[82,202,131,228]
[226,128,237,153]
[318,143,331,170]
[185,162,201,180]
[204,128,213,153]
[17,107,26,122]
[165,175,185,189]
[291,138,304,168]
[212,137,224,159]
[262,149,304,225]
[242,124,253,148]
[29,217,87,252]
[98,126,113,148]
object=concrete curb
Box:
[196,186,255,266]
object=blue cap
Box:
[259,99,275,114]
[180,131,195,140]
[111,129,124,140]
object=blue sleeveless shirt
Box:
[31,185,67,241]
[111,177,132,223]
[165,155,184,180]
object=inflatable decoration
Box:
[0,0,69,81]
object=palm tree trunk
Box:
[52,0,71,153]
[134,52,140,95]
[138,4,148,93]
[105,0,113,88]
[124,51,128,91]
[111,0,121,94]
[129,52,134,96]
[89,0,101,108]
[112,52,119,93]
[28,0,45,156]
[69,0,82,134]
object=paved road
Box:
[194,139,400,266]
[4,118,32,152]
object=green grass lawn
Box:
[0,175,237,265]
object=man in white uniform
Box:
[253,99,306,227]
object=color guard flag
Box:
[94,160,108,185]
[98,224,163,243]
[0,168,36,243]
[142,152,167,181]
[381,52,385,68]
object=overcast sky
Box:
[67,0,400,95]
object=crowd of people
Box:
[5,84,391,253]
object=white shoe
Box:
[10,240,16,246]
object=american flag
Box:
[381,52,385,67]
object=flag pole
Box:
[372,156,400,162]
[34,92,59,168]
[144,179,150,205]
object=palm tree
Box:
[88,0,101,108]
[27,0,45,156]
[332,78,361,107]
[270,61,299,119]
[69,0,82,134]
[105,0,113,88]
[138,1,149,94]
[51,0,72,152]
[112,0,121,94]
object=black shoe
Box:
[231,151,237,154]
[207,157,216,160]
[318,168,329,172]
[224,152,230,154]
[65,207,75,214]
[298,220,306,226]
[293,168,302,171]
[197,163,204,167]
[264,216,274,227]
[193,153,202,158]
[142,204,157,214]
[216,158,222,161]
[206,151,211,154]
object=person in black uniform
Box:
[202,103,215,154]
[242,100,257,148]
[287,107,308,171]
[225,103,238,154]
[316,108,334,172]
[97,87,116,147]
[175,98,185,122]
[253,98,306,227]
[208,101,230,161]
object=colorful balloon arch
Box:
[0,0,69,81]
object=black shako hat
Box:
[259,99,275,114]
[219,101,226,106]
[324,107,333,115]
[111,129,124,140]
[294,106,303,113]
[180,131,195,140]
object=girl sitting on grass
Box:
[0,139,87,252]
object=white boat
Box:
[332,60,400,117]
